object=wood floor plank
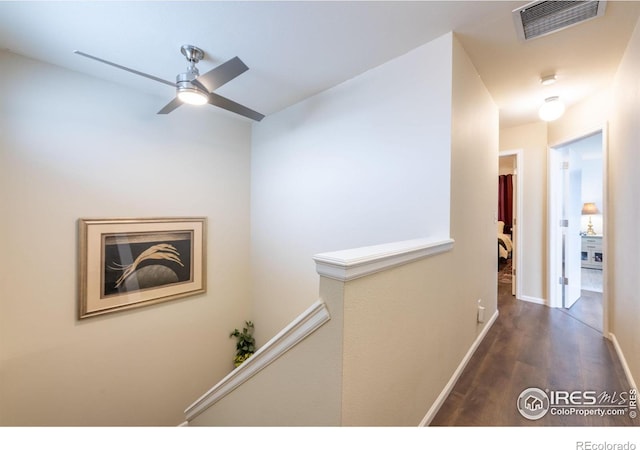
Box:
[564,290,603,332]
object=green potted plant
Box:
[229,321,255,368]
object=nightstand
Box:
[581,235,603,270]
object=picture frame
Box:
[78,217,206,319]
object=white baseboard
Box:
[609,332,638,391]
[519,295,547,306]
[418,309,499,426]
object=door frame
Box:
[547,126,609,337]
[499,149,523,301]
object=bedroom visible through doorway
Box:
[498,150,522,300]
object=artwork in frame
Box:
[78,217,206,319]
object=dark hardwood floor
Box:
[563,289,603,333]
[431,281,637,426]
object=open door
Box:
[550,145,582,308]
[549,131,609,315]
[562,147,582,308]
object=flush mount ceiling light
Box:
[538,96,565,121]
[513,0,607,41]
[540,74,557,86]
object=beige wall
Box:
[548,90,608,147]
[449,33,500,337]
[189,277,344,426]
[499,155,516,176]
[607,17,640,385]
[0,51,253,425]
[340,35,498,426]
[340,250,459,425]
[499,122,548,302]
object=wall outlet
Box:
[477,299,485,323]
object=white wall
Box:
[0,51,253,425]
[500,122,548,303]
[251,34,453,342]
[608,16,640,386]
[548,90,609,147]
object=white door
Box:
[562,148,582,308]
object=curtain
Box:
[498,174,513,235]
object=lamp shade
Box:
[581,202,599,215]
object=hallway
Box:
[430,282,636,426]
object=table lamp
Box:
[581,202,599,236]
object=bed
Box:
[498,220,513,260]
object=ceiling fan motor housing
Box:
[176,45,208,100]
[176,70,208,96]
[176,69,209,105]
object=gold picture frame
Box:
[78,217,206,319]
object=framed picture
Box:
[78,217,206,319]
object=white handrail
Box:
[313,237,455,281]
[184,299,331,422]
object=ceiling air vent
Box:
[513,0,607,41]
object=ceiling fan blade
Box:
[208,92,264,122]
[157,97,182,114]
[194,56,249,93]
[74,50,176,88]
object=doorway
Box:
[548,130,605,333]
[498,150,523,300]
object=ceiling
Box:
[1,1,638,127]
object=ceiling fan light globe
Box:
[178,89,208,106]
[538,96,565,121]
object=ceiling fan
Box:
[74,44,264,121]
